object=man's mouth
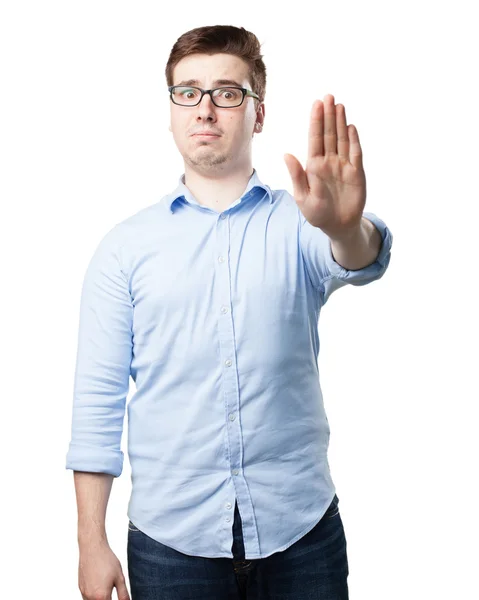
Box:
[193,133,220,140]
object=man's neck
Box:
[183,164,254,212]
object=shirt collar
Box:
[164,168,274,213]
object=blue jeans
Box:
[127,494,349,599]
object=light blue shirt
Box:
[66,168,393,559]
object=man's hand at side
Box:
[73,471,130,600]
[78,537,130,600]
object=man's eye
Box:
[218,88,240,99]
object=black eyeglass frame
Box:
[168,85,260,108]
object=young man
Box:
[66,25,392,600]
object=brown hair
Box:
[165,25,267,104]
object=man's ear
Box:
[253,103,265,135]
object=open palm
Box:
[284,94,367,240]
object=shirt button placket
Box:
[216,211,242,519]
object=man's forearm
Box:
[329,216,382,271]
[73,471,114,548]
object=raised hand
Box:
[284,94,367,240]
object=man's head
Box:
[165,25,266,176]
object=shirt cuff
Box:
[65,444,124,478]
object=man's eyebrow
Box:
[176,78,244,88]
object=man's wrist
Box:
[329,217,382,270]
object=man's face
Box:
[169,53,264,173]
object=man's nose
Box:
[196,91,217,113]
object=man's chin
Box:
[186,153,228,169]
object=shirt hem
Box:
[127,489,336,560]
[243,489,337,559]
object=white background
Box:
[1,1,478,598]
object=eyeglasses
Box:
[168,85,260,108]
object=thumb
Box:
[115,573,131,600]
[284,154,309,204]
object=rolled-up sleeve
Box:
[65,227,133,477]
[299,210,393,306]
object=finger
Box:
[308,100,324,159]
[323,94,337,155]
[115,573,131,600]
[336,104,349,161]
[284,153,309,204]
[348,124,363,169]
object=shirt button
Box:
[225,359,232,367]
[226,502,232,509]
[229,413,236,421]
[221,306,228,314]
[226,517,231,522]
[220,213,227,220]
[232,469,239,476]
[218,256,225,263]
